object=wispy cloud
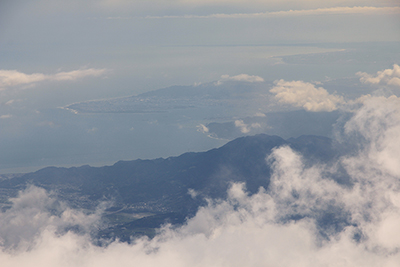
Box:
[143,6,400,19]
[0,114,12,119]
[0,68,108,91]
[270,79,344,112]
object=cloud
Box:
[217,74,264,85]
[144,6,400,19]
[0,186,103,250]
[197,124,209,133]
[357,64,400,88]
[254,112,266,117]
[234,120,261,133]
[344,95,400,177]
[5,99,17,105]
[1,96,400,266]
[24,0,400,17]
[37,121,57,127]
[0,68,108,91]
[87,127,98,133]
[187,189,198,199]
[270,79,344,112]
[0,114,12,119]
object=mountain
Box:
[0,134,341,241]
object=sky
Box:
[1,0,399,100]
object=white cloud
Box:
[145,6,400,19]
[95,0,399,11]
[270,79,344,112]
[197,124,209,133]
[254,112,266,117]
[51,68,107,81]
[187,189,198,199]
[357,64,400,88]
[234,120,261,133]
[0,68,108,91]
[26,0,400,17]
[0,186,103,250]
[0,114,12,119]
[344,95,400,177]
[217,74,264,85]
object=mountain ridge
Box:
[0,134,341,241]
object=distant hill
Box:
[0,134,342,241]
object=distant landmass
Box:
[0,134,346,242]
[63,77,372,115]
[63,80,349,143]
[64,81,274,114]
[203,110,341,140]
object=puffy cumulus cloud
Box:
[216,74,264,85]
[335,96,400,253]
[357,64,400,88]
[2,96,400,266]
[0,68,108,91]
[270,79,344,112]
[234,120,261,133]
[344,95,400,177]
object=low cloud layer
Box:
[357,64,400,88]
[49,0,400,15]
[1,96,400,266]
[270,79,344,112]
[144,6,400,19]
[0,68,108,91]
